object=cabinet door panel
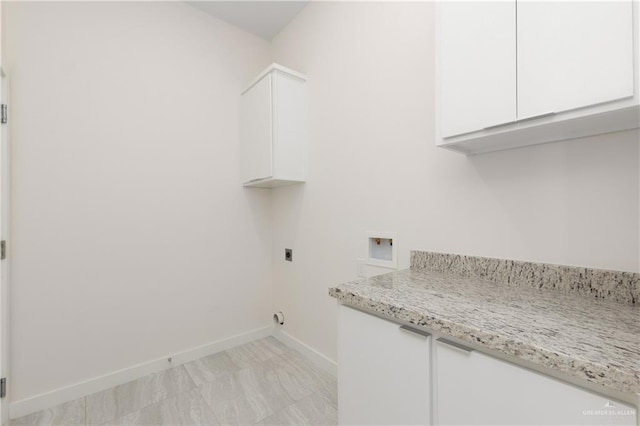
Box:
[240,74,272,183]
[440,2,517,138]
[338,305,431,425]
[436,340,636,425]
[272,71,306,180]
[517,1,634,119]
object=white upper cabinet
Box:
[517,1,634,119]
[240,64,307,188]
[439,1,516,138]
[436,1,640,155]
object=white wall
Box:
[270,2,640,363]
[5,2,273,402]
[5,0,639,407]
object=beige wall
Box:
[5,1,273,401]
[5,0,639,408]
[270,1,640,363]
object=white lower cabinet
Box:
[436,339,636,426]
[337,305,637,426]
[337,304,431,425]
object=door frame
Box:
[1,66,10,425]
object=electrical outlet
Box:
[285,248,293,262]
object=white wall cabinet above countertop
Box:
[240,63,308,187]
[436,1,640,155]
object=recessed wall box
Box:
[366,231,397,269]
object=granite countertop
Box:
[329,266,640,396]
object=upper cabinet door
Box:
[240,74,273,184]
[517,1,635,119]
[439,1,517,138]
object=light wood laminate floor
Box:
[9,337,337,426]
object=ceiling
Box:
[188,1,310,41]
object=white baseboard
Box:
[9,326,273,420]
[273,328,337,377]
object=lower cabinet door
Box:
[337,304,431,425]
[436,339,637,425]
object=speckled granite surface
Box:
[411,251,640,305]
[329,268,640,395]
